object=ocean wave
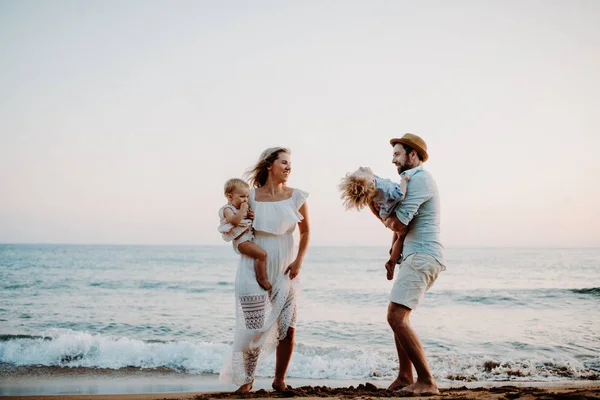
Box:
[0,329,597,381]
[427,287,600,306]
[89,282,122,289]
[0,329,227,373]
[87,281,221,293]
[1,283,35,290]
[433,356,600,382]
[0,334,50,342]
[570,287,600,297]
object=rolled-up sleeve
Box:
[394,174,432,225]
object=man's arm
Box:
[382,173,432,236]
[384,215,408,235]
[391,172,432,229]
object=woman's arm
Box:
[285,202,310,280]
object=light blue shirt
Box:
[394,165,445,267]
[373,175,406,220]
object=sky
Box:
[1,0,599,247]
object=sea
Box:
[1,244,599,395]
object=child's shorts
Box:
[232,229,255,255]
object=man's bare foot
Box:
[396,381,439,396]
[387,378,412,391]
[272,379,288,392]
[385,261,395,281]
[234,380,254,393]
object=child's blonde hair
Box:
[224,178,249,197]
[338,174,377,210]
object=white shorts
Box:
[389,253,444,310]
[232,229,254,255]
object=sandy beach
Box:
[3,382,600,400]
[3,367,599,399]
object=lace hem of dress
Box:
[220,280,299,385]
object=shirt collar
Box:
[400,164,423,178]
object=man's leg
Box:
[387,302,438,395]
[387,332,414,390]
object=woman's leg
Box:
[235,380,254,393]
[235,347,259,393]
[235,293,268,393]
[273,327,295,391]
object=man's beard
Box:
[397,161,412,174]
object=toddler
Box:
[339,167,410,280]
[218,178,271,291]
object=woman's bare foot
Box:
[272,379,288,392]
[385,260,395,281]
[235,381,254,393]
[387,377,412,391]
[396,381,439,396]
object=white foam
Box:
[0,329,228,373]
[0,329,597,381]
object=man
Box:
[371,133,445,395]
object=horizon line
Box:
[1,242,599,250]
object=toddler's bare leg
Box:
[386,233,405,280]
[237,242,271,291]
[390,234,405,265]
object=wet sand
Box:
[3,366,599,399]
[4,382,600,400]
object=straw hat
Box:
[390,133,429,162]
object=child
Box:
[339,167,410,280]
[218,178,271,291]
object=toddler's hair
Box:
[224,178,249,196]
[339,174,377,210]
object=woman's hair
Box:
[245,147,290,188]
[339,173,377,210]
[223,178,249,196]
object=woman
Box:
[219,147,310,393]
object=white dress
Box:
[219,188,309,386]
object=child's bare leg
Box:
[237,242,271,291]
[384,259,395,281]
[389,231,398,257]
[382,215,406,281]
[390,233,404,264]
[386,233,405,280]
[384,231,398,280]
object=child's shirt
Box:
[217,204,252,242]
[373,175,406,220]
